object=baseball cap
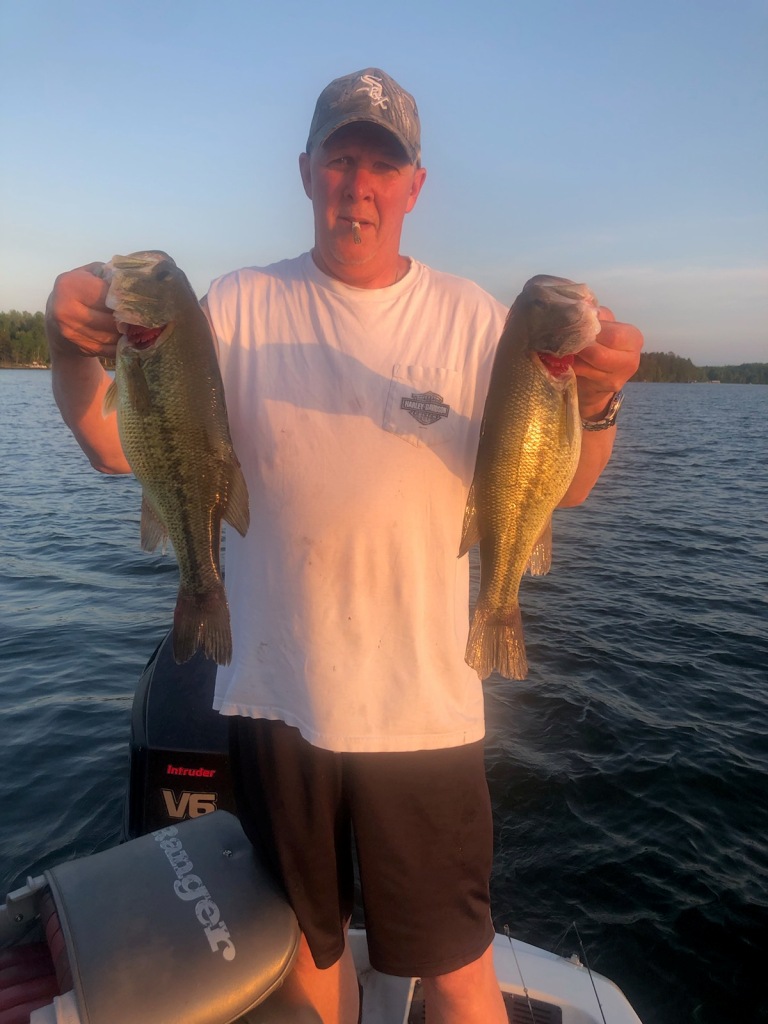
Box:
[306,68,421,165]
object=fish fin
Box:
[459,482,481,556]
[526,519,553,576]
[123,360,153,416]
[103,378,118,415]
[465,599,528,680]
[222,460,250,537]
[173,583,232,666]
[140,494,168,553]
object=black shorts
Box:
[229,717,495,977]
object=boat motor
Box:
[124,631,237,840]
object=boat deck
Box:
[407,982,563,1022]
[351,929,641,1024]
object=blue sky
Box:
[1,0,765,363]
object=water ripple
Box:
[3,374,767,1023]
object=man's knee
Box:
[420,945,506,1024]
[421,942,498,996]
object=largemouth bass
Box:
[460,275,600,680]
[103,250,249,665]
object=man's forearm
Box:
[559,426,616,506]
[48,328,131,474]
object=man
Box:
[46,69,642,1024]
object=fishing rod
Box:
[513,920,610,1024]
[504,924,538,1024]
[572,921,608,1024]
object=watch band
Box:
[581,389,624,431]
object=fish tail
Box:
[172,583,232,666]
[465,600,527,680]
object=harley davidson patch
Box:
[400,391,450,426]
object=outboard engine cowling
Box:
[124,631,237,839]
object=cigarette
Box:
[351,220,362,244]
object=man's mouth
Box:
[341,216,372,232]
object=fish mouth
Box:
[521,276,601,362]
[118,321,173,350]
[535,351,575,379]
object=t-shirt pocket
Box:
[383,365,460,448]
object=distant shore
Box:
[1,360,766,385]
[0,362,50,369]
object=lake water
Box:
[1,371,766,1022]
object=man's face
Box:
[299,122,426,286]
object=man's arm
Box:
[559,309,643,506]
[46,264,131,474]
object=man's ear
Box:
[299,152,312,199]
[405,166,427,214]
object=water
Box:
[2,371,766,1022]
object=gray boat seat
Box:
[42,811,309,1024]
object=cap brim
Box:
[307,114,417,163]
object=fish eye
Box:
[155,268,173,282]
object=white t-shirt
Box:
[206,252,507,752]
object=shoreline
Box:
[1,365,764,386]
[0,363,50,370]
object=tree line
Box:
[1,310,765,383]
[631,350,768,384]
[0,310,48,366]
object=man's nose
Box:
[344,166,374,200]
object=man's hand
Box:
[45,263,120,360]
[46,261,131,474]
[575,308,643,420]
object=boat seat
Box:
[0,942,59,1024]
[39,811,304,1024]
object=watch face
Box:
[608,390,624,421]
[582,390,624,430]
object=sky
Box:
[1,0,765,364]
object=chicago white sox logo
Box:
[357,74,389,109]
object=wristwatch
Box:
[581,390,624,431]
